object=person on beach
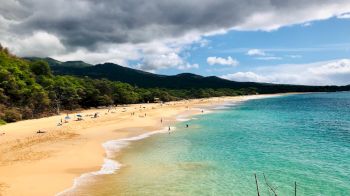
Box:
[161,118,163,123]
[36,130,45,134]
[168,126,171,134]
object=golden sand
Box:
[0,95,280,196]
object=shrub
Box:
[0,119,6,125]
[4,108,22,122]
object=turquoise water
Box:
[81,92,350,195]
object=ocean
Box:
[67,92,350,195]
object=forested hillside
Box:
[30,57,350,93]
[0,45,259,124]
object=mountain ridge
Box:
[25,57,350,93]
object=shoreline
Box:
[58,106,213,195]
[0,94,292,196]
[57,126,176,196]
[57,93,287,195]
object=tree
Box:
[30,60,52,77]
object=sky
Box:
[1,0,350,85]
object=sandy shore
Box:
[0,94,282,196]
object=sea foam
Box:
[56,127,173,196]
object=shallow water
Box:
[72,92,350,195]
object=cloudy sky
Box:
[1,0,350,85]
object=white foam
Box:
[56,158,121,196]
[176,115,191,121]
[56,127,172,196]
[210,101,240,110]
[192,107,213,114]
[213,105,230,110]
[213,95,284,110]
[241,94,284,101]
[176,107,212,121]
[95,158,121,175]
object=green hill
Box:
[24,57,92,68]
[28,58,350,93]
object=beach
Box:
[65,92,349,196]
[1,1,349,194]
[0,95,272,196]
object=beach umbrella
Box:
[76,114,83,118]
[65,116,71,120]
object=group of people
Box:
[166,121,190,135]
[57,114,72,126]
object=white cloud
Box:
[3,31,65,57]
[140,52,184,71]
[52,33,204,72]
[207,56,239,66]
[302,22,312,27]
[247,49,266,56]
[247,49,282,60]
[52,44,140,66]
[309,59,350,75]
[286,54,302,58]
[1,0,350,72]
[222,71,326,85]
[222,72,270,83]
[234,3,350,31]
[256,56,282,60]
[221,59,350,85]
[178,63,199,70]
[134,35,204,71]
[198,39,210,47]
[337,13,350,19]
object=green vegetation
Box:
[1,44,349,123]
[31,57,350,93]
[0,119,6,125]
[0,45,258,123]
